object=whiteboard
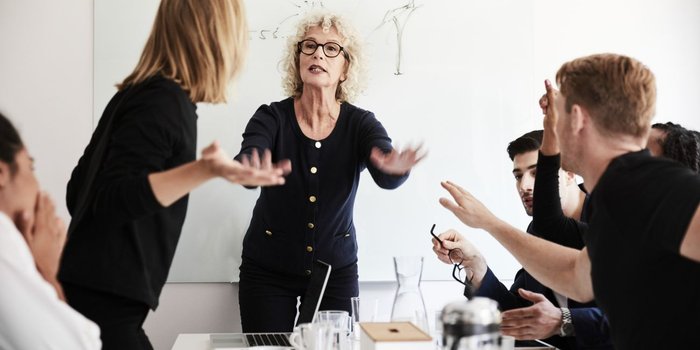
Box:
[94,0,700,282]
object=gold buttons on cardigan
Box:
[307,223,315,229]
[315,141,322,149]
[305,269,312,275]
[310,166,318,174]
[309,195,317,203]
[306,246,313,252]
[265,230,272,236]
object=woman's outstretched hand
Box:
[370,144,425,175]
[202,141,291,187]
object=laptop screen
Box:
[296,259,332,325]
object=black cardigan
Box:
[236,97,409,276]
[59,76,197,309]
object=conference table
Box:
[171,333,554,350]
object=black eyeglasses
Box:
[297,39,348,59]
[430,224,473,286]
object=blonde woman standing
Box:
[58,1,290,349]
[236,11,422,332]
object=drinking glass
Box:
[289,322,332,350]
[350,297,361,340]
[314,310,352,350]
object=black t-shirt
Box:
[59,76,197,309]
[586,150,700,349]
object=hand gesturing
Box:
[201,141,291,187]
[370,144,425,175]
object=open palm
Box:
[370,145,425,175]
[202,142,291,187]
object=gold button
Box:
[307,223,315,229]
[310,166,317,174]
[315,141,322,149]
[309,195,317,203]
[265,230,272,236]
[306,246,313,252]
[305,269,312,275]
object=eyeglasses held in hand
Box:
[430,224,473,286]
[297,39,349,59]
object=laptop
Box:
[209,260,332,349]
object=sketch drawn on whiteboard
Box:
[373,0,422,75]
[249,0,326,40]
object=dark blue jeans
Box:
[239,257,359,332]
[63,283,153,350]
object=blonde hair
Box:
[556,53,656,138]
[281,11,366,103]
[119,0,248,103]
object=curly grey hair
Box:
[280,11,366,103]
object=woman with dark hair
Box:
[0,112,101,349]
[649,122,700,173]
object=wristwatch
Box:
[559,308,575,337]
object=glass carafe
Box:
[390,256,429,332]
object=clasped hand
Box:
[16,192,67,284]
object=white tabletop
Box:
[171,333,211,350]
[171,333,364,350]
[170,333,551,350]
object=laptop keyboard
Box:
[246,333,292,347]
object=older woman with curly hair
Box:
[235,11,422,332]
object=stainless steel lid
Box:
[442,297,501,337]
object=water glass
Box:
[433,310,443,349]
[350,297,361,339]
[289,322,332,350]
[315,310,351,333]
[314,310,352,350]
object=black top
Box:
[532,152,588,247]
[472,152,612,350]
[586,150,700,349]
[235,97,408,276]
[59,76,197,309]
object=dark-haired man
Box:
[433,131,612,349]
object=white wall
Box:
[0,0,93,219]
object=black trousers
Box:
[64,283,153,350]
[239,258,359,332]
